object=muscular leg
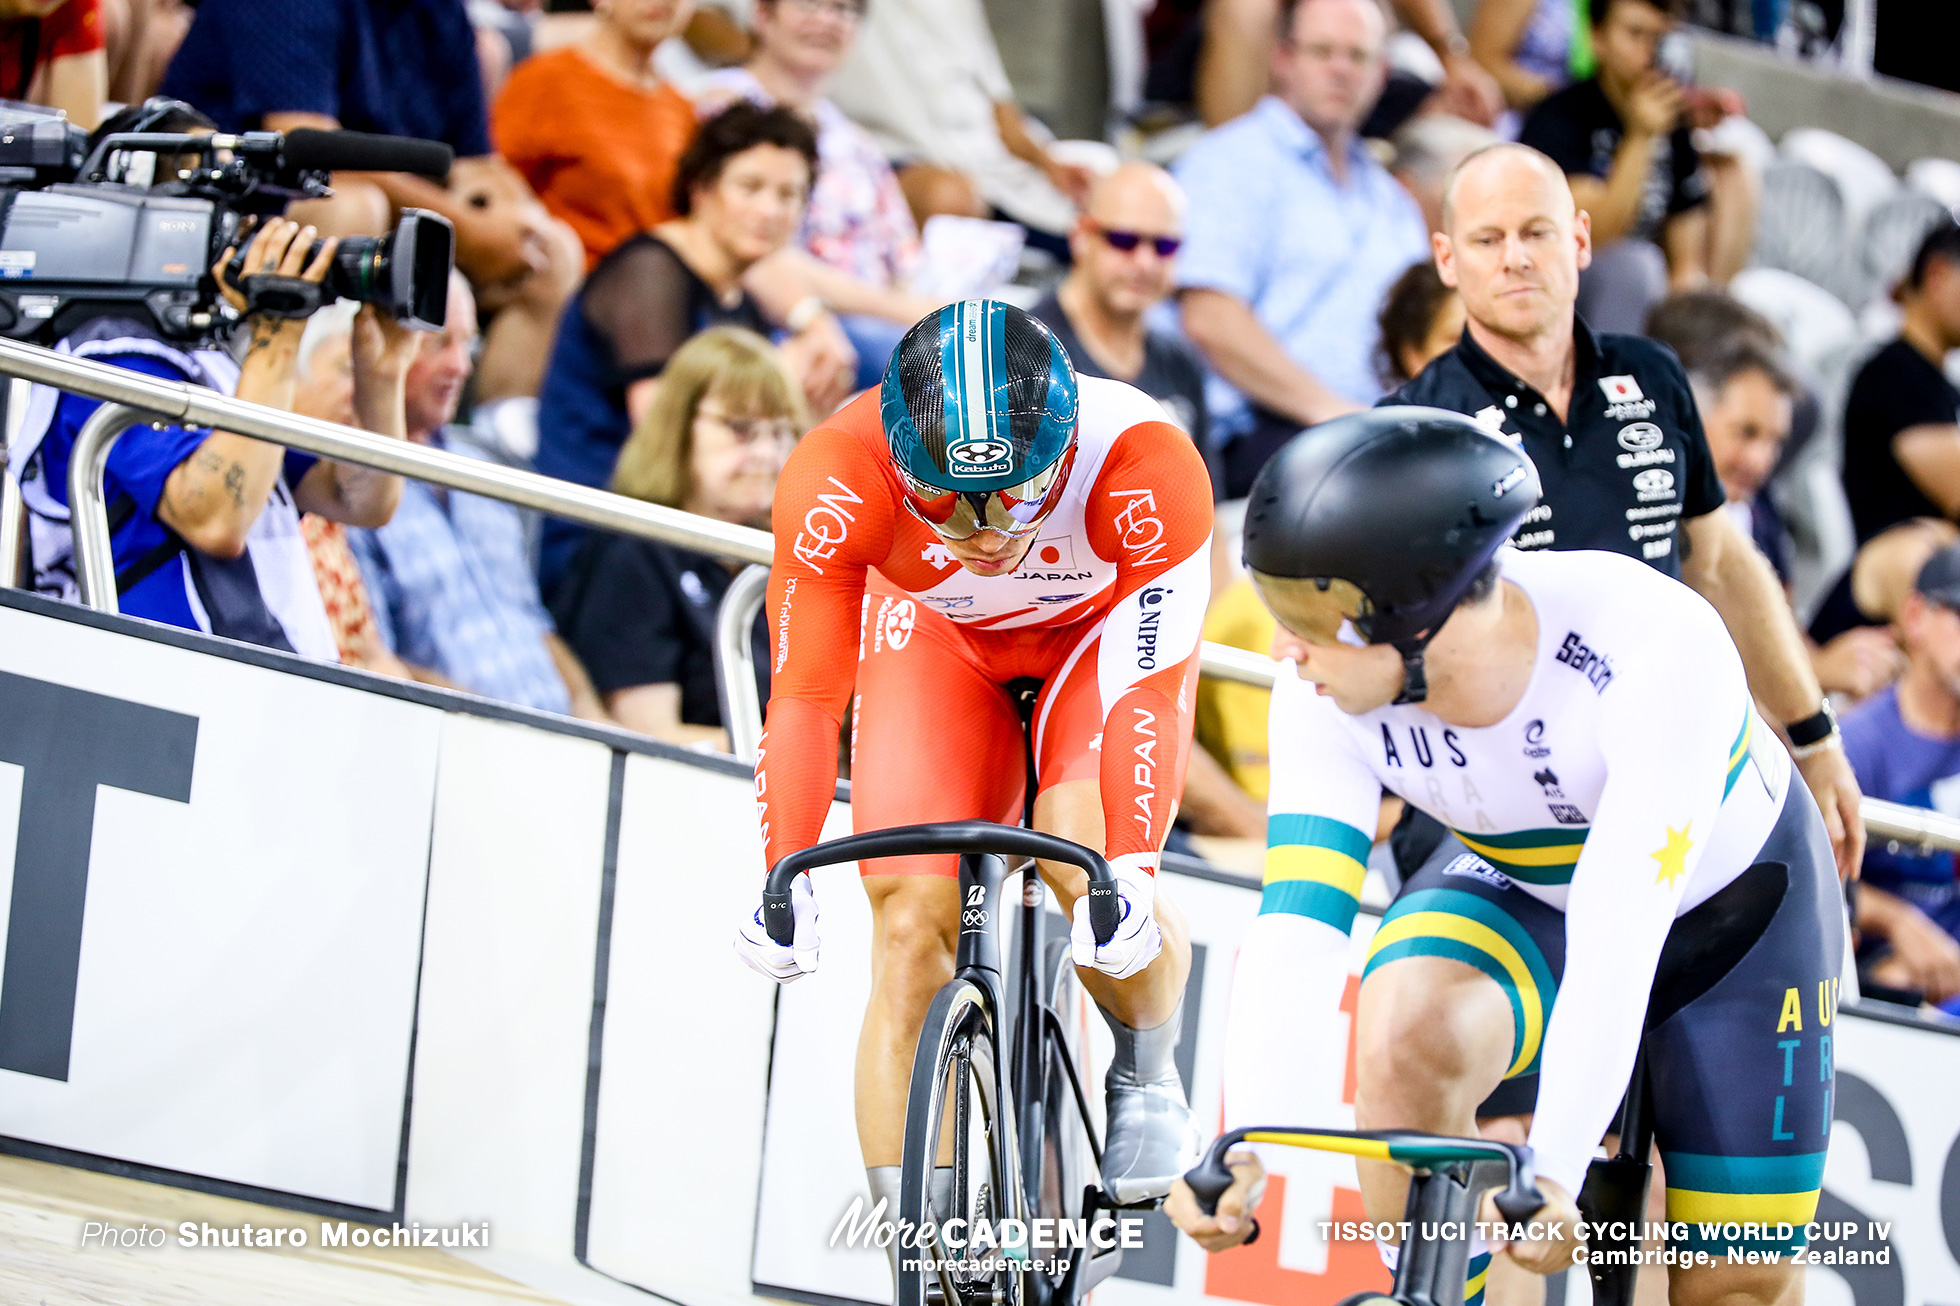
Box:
[856,874,962,1165]
[1670,1261,1801,1306]
[1032,777,1191,1026]
[848,602,1028,1168]
[1034,776,1198,1202]
[1351,955,1515,1229]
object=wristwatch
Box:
[1786,700,1839,751]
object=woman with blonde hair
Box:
[550,327,807,747]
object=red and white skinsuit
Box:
[757,376,1215,880]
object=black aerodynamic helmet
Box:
[1241,406,1541,702]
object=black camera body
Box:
[0,103,455,345]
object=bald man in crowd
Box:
[1389,140,1865,879]
[1030,161,1217,491]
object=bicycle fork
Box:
[1013,869,1047,1221]
[953,850,1025,1233]
[1393,1158,1515,1306]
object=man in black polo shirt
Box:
[1388,142,1865,875]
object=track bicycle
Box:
[765,817,1127,1306]
[1183,1047,1661,1306]
[1183,1126,1546,1306]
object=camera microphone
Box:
[280,129,454,177]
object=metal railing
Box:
[0,338,772,616]
[4,334,1958,853]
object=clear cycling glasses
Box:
[896,444,1077,541]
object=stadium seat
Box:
[1860,191,1953,306]
[1776,455,1859,624]
[1753,161,1852,304]
[1905,157,1960,210]
[1731,265,1858,372]
[1730,265,1869,620]
[1699,114,1776,175]
[1780,127,1899,241]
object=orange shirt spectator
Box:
[492,44,696,270]
[1,0,107,128]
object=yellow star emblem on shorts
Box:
[1651,823,1693,888]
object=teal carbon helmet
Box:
[881,300,1080,540]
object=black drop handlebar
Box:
[1184,1125,1547,1225]
[763,820,1121,948]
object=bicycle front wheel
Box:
[898,978,1027,1306]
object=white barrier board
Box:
[0,604,440,1210]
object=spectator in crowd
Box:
[1841,545,1960,1009]
[1518,0,1752,331]
[1390,112,1500,235]
[1,0,107,128]
[160,0,583,406]
[1842,221,1960,547]
[550,328,796,746]
[1685,340,1799,578]
[1191,0,1502,130]
[164,0,535,287]
[1693,340,1905,700]
[692,0,938,381]
[290,302,418,678]
[1028,163,1216,490]
[533,101,819,593]
[100,0,189,105]
[1174,0,1430,498]
[1375,259,1463,387]
[1643,287,1904,699]
[825,0,1095,246]
[9,212,409,660]
[1812,519,1960,646]
[1392,142,1865,874]
[492,0,698,271]
[350,272,609,718]
[1468,0,1575,111]
[1643,284,1778,365]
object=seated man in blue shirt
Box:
[11,210,409,659]
[349,273,607,719]
[1172,0,1429,498]
[1841,545,1960,1011]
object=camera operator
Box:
[11,214,416,660]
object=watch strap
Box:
[1786,701,1838,749]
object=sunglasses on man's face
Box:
[1093,225,1181,258]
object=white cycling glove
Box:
[734,870,820,983]
[1071,853,1162,980]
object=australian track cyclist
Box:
[1165,408,1842,1306]
[732,301,1215,1270]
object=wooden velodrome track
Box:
[0,1154,565,1306]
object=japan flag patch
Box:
[1598,374,1645,404]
